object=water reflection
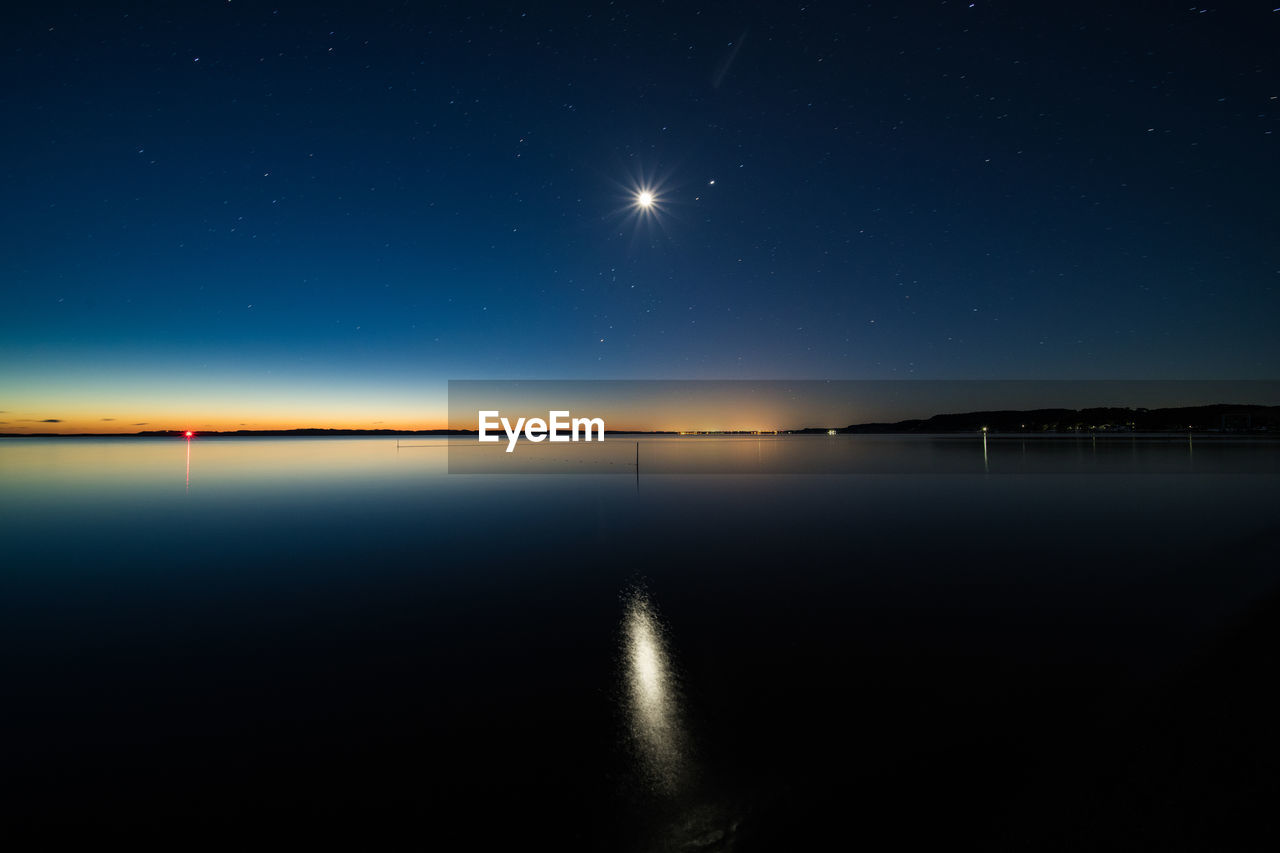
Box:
[185,437,192,490]
[3,436,1277,847]
[621,589,747,850]
[622,590,687,793]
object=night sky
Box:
[3,2,1278,431]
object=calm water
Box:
[2,436,1278,848]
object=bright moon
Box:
[637,190,654,208]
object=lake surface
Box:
[3,436,1279,848]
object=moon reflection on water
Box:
[622,589,688,794]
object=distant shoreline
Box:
[3,403,1276,438]
[4,432,1277,441]
[0,428,678,438]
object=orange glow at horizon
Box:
[2,396,810,434]
[1,410,809,434]
[0,412,454,434]
[1,382,866,434]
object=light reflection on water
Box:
[445,432,1280,475]
[623,590,688,794]
[2,436,1279,845]
[622,588,750,851]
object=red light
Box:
[185,431,194,439]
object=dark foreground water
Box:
[2,436,1279,849]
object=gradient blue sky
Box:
[2,2,1277,431]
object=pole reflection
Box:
[622,590,688,793]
